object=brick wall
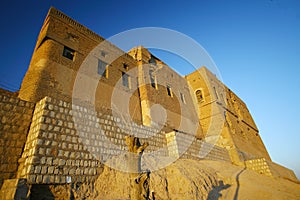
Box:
[0,92,34,187]
[245,158,298,182]
[166,131,230,162]
[16,95,232,184]
[18,96,169,184]
[245,158,272,177]
[268,161,298,182]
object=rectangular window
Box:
[98,59,108,78]
[167,85,173,97]
[122,72,130,89]
[180,92,186,104]
[149,69,157,89]
[213,86,218,99]
[62,46,75,60]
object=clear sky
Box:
[0,0,299,179]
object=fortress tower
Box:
[186,67,271,165]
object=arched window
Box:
[195,89,204,103]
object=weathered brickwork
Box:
[128,47,201,138]
[245,158,272,177]
[18,96,170,184]
[0,93,34,187]
[245,158,298,182]
[166,131,230,162]
[0,7,298,195]
[18,7,143,124]
[10,95,230,185]
[268,161,299,182]
[186,67,271,165]
[165,131,230,162]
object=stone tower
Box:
[186,67,271,164]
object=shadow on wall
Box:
[207,180,231,200]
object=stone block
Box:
[59,159,66,166]
[28,175,36,183]
[54,175,61,183]
[34,166,41,174]
[41,166,48,174]
[53,168,59,175]
[48,166,54,174]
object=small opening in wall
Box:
[98,59,108,78]
[122,72,130,89]
[167,85,173,97]
[123,63,128,70]
[195,89,204,103]
[213,86,219,99]
[62,46,75,60]
[149,69,157,89]
[101,51,106,57]
[180,92,186,104]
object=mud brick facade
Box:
[0,92,34,187]
[0,6,298,198]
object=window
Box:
[213,86,219,99]
[123,63,128,70]
[149,69,157,89]
[98,59,108,78]
[167,85,173,97]
[62,46,75,60]
[180,92,186,104]
[149,57,156,65]
[196,89,204,103]
[122,72,130,89]
[101,51,106,57]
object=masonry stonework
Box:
[0,6,298,198]
[0,92,34,187]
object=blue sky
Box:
[0,1,299,178]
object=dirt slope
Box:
[86,158,300,200]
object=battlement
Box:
[48,7,105,42]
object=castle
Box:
[0,7,297,198]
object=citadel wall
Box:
[18,7,142,124]
[186,67,271,164]
[0,92,34,186]
[15,96,229,185]
[128,47,203,138]
[0,7,298,197]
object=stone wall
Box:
[268,161,299,182]
[245,158,272,177]
[166,131,230,162]
[245,158,298,182]
[19,7,143,126]
[0,92,34,187]
[18,96,169,184]
[185,67,271,164]
[128,47,200,135]
[15,95,232,184]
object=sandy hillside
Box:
[34,158,300,199]
[203,160,300,200]
[76,158,300,200]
